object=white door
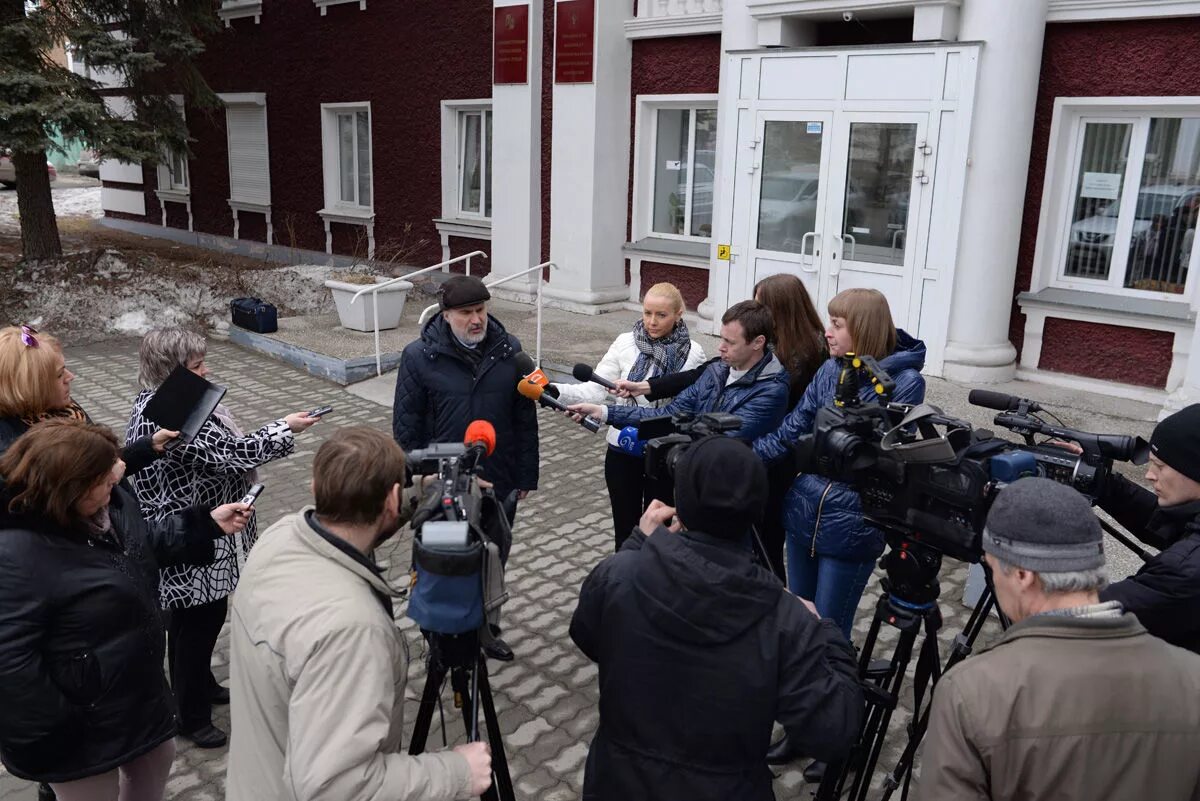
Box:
[822,112,932,332]
[735,111,836,302]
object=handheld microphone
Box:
[968,390,1042,413]
[516,380,602,433]
[573,363,618,392]
[462,419,497,470]
[514,351,555,395]
[615,425,646,457]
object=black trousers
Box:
[604,448,674,552]
[758,459,793,583]
[167,596,228,732]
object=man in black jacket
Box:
[570,436,863,801]
[392,274,539,533]
[1099,403,1200,653]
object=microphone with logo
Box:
[513,351,559,398]
[517,379,602,433]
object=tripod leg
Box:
[410,661,449,756]
[476,657,516,801]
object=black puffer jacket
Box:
[570,528,863,801]
[0,483,219,782]
[0,415,159,475]
[1099,473,1200,653]
[392,314,538,499]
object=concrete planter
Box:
[324,277,412,332]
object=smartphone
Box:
[307,405,334,418]
[238,484,265,507]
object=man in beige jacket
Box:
[920,478,1200,801]
[225,427,492,801]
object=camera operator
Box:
[1095,404,1200,653]
[569,436,863,801]
[920,478,1200,801]
[225,427,491,801]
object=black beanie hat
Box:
[439,275,491,310]
[1151,404,1200,484]
[674,436,767,539]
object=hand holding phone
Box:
[238,484,265,508]
[307,405,334,418]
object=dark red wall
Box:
[640,261,707,310]
[130,0,493,264]
[1012,17,1200,386]
[448,236,492,277]
[1038,319,1173,387]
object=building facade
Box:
[100,0,1200,413]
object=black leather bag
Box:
[230,297,278,333]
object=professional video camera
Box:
[636,411,743,481]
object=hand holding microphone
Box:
[517,380,602,433]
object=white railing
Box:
[418,261,559,366]
[636,0,722,17]
[350,250,487,376]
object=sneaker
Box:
[180,724,227,749]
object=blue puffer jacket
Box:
[392,314,538,499]
[608,352,790,442]
[754,331,927,561]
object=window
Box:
[320,103,372,212]
[458,109,492,218]
[166,148,189,191]
[632,100,718,242]
[1057,113,1200,296]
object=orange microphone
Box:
[517,380,602,433]
[462,419,497,471]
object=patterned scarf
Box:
[21,400,90,428]
[627,319,692,383]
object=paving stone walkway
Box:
[1,338,1007,801]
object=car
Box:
[77,149,100,178]
[1068,184,1200,275]
[0,150,58,189]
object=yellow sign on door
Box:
[717,244,731,261]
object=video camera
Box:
[636,411,743,481]
[796,354,1150,569]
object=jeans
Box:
[786,538,875,641]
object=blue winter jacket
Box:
[608,352,791,443]
[754,331,927,561]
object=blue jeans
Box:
[786,538,876,641]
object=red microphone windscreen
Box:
[516,380,545,402]
[463,419,497,455]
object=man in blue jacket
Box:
[567,300,790,443]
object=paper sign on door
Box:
[806,122,823,135]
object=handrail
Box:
[347,250,487,377]
[417,261,559,365]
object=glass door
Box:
[823,113,930,330]
[744,112,835,302]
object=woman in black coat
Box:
[0,420,249,801]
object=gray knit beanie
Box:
[982,477,1104,572]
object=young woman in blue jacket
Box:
[754,288,926,639]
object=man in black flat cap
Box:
[569,436,863,801]
[392,275,538,587]
[1097,403,1200,653]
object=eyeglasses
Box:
[19,325,39,349]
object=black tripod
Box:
[408,630,515,801]
[815,541,1005,801]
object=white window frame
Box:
[219,92,272,243]
[1032,96,1200,305]
[632,95,719,244]
[314,0,366,14]
[320,102,374,214]
[440,99,494,223]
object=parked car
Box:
[77,149,100,178]
[0,150,58,189]
[1068,184,1200,276]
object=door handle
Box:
[799,231,820,273]
[832,233,855,273]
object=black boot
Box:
[180,723,228,749]
[766,734,804,765]
[38,784,56,801]
[803,760,828,783]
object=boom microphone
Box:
[573,363,618,391]
[967,389,1042,413]
[517,380,602,433]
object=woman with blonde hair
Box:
[550,283,706,550]
[754,287,925,771]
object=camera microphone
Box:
[573,363,618,391]
[967,389,1042,413]
[461,419,497,471]
[516,380,602,433]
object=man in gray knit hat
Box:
[919,477,1200,801]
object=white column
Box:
[491,0,543,294]
[942,0,1049,383]
[1162,304,1200,419]
[543,0,631,311]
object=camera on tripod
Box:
[636,411,743,481]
